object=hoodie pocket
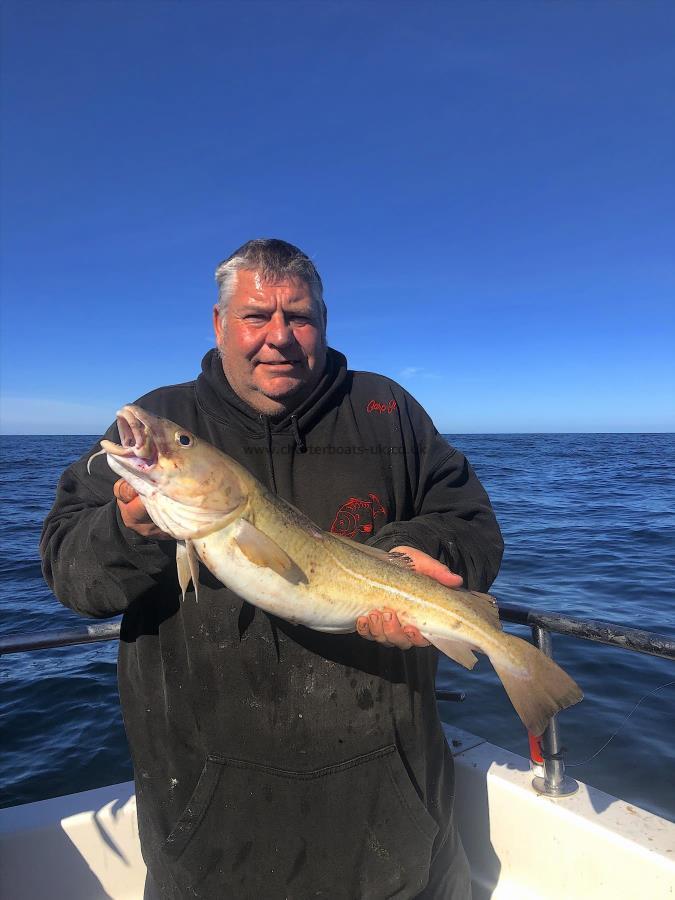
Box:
[161,745,438,900]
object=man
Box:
[41,239,503,899]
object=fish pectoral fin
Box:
[234,520,306,583]
[176,541,201,601]
[425,635,479,670]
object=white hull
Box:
[1,725,672,899]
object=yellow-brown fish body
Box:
[96,404,583,736]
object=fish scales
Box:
[215,485,485,635]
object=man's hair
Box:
[214,238,326,322]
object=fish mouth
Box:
[94,406,159,472]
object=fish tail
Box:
[488,635,583,736]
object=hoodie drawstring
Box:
[291,415,306,452]
[260,415,277,493]
[261,415,306,491]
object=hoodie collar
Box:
[196,348,349,441]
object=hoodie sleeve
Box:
[40,423,176,619]
[366,388,503,592]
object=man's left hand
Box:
[355,546,463,649]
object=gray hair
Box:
[214,238,326,323]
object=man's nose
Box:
[267,314,294,346]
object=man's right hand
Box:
[113,479,172,539]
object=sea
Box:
[1,433,674,821]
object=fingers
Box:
[390,545,463,589]
[401,624,432,648]
[356,609,431,650]
[356,616,376,641]
[361,610,407,647]
[425,562,463,589]
[113,479,137,504]
[112,479,170,539]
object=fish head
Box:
[96,405,248,538]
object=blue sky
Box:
[1,1,673,434]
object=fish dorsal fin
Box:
[385,550,416,569]
[176,540,200,601]
[264,491,325,539]
[328,533,414,569]
[234,520,306,584]
[467,590,501,628]
[425,636,478,671]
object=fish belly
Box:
[193,526,358,632]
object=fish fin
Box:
[385,551,416,569]
[176,541,201,601]
[467,590,501,629]
[234,520,298,580]
[488,635,583,736]
[186,540,200,603]
[425,635,478,670]
[329,534,414,569]
[274,497,325,539]
[176,543,191,600]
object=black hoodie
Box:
[41,349,503,900]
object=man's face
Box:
[213,269,327,416]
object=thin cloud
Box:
[399,367,442,380]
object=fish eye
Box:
[176,432,193,447]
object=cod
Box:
[93,405,582,736]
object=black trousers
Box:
[417,822,472,900]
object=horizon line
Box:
[1,431,674,438]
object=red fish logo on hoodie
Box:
[330,493,387,538]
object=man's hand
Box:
[356,545,463,650]
[113,479,172,540]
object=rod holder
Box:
[530,625,578,798]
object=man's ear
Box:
[213,305,224,344]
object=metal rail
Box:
[2,601,673,799]
[2,602,673,658]
[0,621,122,655]
[497,601,675,660]
[530,625,579,797]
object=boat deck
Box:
[1,724,672,899]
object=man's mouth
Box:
[257,360,302,368]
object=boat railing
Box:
[2,602,674,799]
